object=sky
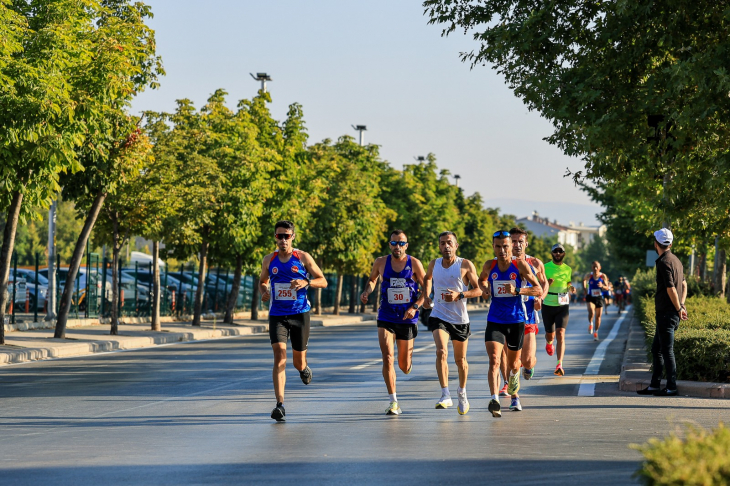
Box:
[131,0,603,226]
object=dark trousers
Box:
[650,310,681,390]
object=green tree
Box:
[54,0,163,337]
[307,137,395,315]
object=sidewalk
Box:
[619,308,730,399]
[0,313,377,366]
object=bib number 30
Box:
[387,287,408,304]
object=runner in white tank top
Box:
[422,231,482,415]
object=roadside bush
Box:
[632,268,657,299]
[633,423,730,486]
[685,275,714,298]
[637,296,730,383]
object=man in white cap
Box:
[637,228,688,397]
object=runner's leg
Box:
[486,341,504,396]
[587,301,595,331]
[556,328,567,363]
[378,327,396,394]
[595,306,604,333]
[396,336,414,373]
[272,343,287,403]
[521,331,536,370]
[452,338,469,389]
[292,350,307,372]
[433,329,450,388]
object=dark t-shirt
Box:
[655,250,684,313]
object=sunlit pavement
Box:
[0,306,728,485]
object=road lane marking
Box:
[349,343,436,370]
[578,306,631,396]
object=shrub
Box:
[632,268,657,299]
[686,275,715,298]
[633,423,730,486]
[637,296,730,382]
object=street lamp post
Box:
[45,198,57,320]
[352,125,367,146]
[454,174,461,187]
[250,72,272,93]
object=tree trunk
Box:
[0,191,24,345]
[333,273,344,315]
[251,283,260,320]
[716,248,727,297]
[315,288,322,316]
[372,279,381,313]
[224,253,243,324]
[348,275,356,313]
[359,276,367,313]
[55,191,106,338]
[192,230,209,327]
[110,216,121,335]
[151,241,161,331]
[699,252,707,282]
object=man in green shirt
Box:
[542,243,576,376]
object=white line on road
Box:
[578,306,631,397]
[349,343,436,370]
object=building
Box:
[516,212,606,250]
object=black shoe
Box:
[637,387,661,396]
[271,403,286,422]
[488,398,502,418]
[654,388,678,397]
[300,366,312,385]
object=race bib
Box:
[274,283,296,301]
[387,287,409,304]
[493,280,516,298]
[558,292,570,305]
[591,289,601,297]
[435,288,452,304]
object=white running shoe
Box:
[386,401,402,415]
[435,395,453,409]
[457,392,469,415]
[588,323,593,334]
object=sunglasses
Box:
[389,241,408,247]
[275,233,293,240]
[493,231,510,238]
[552,249,565,254]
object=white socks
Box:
[441,386,450,397]
[491,394,499,401]
[457,387,466,396]
[389,393,397,402]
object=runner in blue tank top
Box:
[478,231,542,418]
[259,220,328,422]
[582,261,609,341]
[361,229,426,416]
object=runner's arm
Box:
[423,260,435,308]
[299,252,327,289]
[477,261,491,299]
[259,254,273,301]
[516,259,542,297]
[360,258,383,304]
[411,257,427,308]
[461,259,483,299]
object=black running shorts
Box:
[427,316,471,342]
[586,295,604,308]
[377,320,418,341]
[269,312,311,351]
[542,304,570,333]
[485,321,525,351]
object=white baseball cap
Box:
[654,228,673,245]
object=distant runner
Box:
[542,243,576,376]
[422,231,482,415]
[478,231,542,418]
[614,277,625,314]
[260,220,328,422]
[583,261,609,341]
[361,230,426,416]
[603,280,613,306]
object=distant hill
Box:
[483,198,603,227]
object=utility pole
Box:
[45,198,57,320]
[250,72,272,93]
[352,125,367,146]
[454,174,461,187]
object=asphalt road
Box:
[0,305,728,485]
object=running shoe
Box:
[554,364,565,376]
[545,342,555,356]
[299,366,312,385]
[457,392,469,415]
[509,397,522,411]
[435,395,453,409]
[588,323,593,334]
[499,383,509,397]
[271,403,286,422]
[386,401,402,415]
[507,372,520,395]
[488,398,501,418]
[523,367,535,380]
[593,332,598,341]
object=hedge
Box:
[636,295,730,383]
[633,423,730,485]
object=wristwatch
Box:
[513,287,520,296]
[458,292,465,301]
[304,277,311,286]
[411,303,419,310]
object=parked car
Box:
[11,269,48,311]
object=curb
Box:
[619,308,730,399]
